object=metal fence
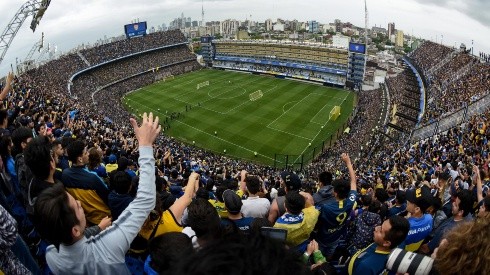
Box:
[411,91,490,142]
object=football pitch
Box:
[123,69,355,166]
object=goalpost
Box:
[329,106,341,121]
[249,90,263,101]
[155,72,174,82]
[196,80,209,90]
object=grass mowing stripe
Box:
[292,91,351,163]
[124,69,355,165]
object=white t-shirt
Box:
[241,196,271,218]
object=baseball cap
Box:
[280,171,302,191]
[108,154,117,164]
[222,189,242,214]
[406,185,432,212]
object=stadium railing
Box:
[411,91,490,142]
[67,42,188,97]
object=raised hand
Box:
[129,112,161,147]
[341,153,351,164]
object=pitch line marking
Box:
[265,126,312,140]
[122,100,276,161]
[282,101,299,113]
[267,93,312,128]
[310,102,337,125]
[293,92,351,163]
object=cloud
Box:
[412,0,490,27]
[0,0,489,75]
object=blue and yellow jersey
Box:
[348,243,390,275]
[317,190,358,244]
[274,206,320,248]
[62,166,110,225]
[139,210,183,240]
[404,214,433,251]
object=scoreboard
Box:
[201,36,212,43]
[124,22,147,38]
[349,42,366,54]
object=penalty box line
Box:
[293,91,351,163]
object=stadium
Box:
[0,1,489,275]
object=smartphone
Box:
[260,227,287,243]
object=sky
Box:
[0,0,489,76]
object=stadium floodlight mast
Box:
[363,0,369,84]
[19,32,44,71]
[0,0,51,67]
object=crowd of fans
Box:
[213,60,346,85]
[0,31,489,275]
[69,45,197,125]
[80,30,187,65]
[307,88,384,177]
[479,52,490,63]
[409,41,490,125]
[423,62,490,123]
[408,41,453,74]
[385,68,420,131]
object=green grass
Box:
[123,69,355,166]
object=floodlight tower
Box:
[0,0,51,66]
[364,0,368,45]
[363,0,369,83]
[201,0,205,27]
[24,32,44,62]
[36,43,50,63]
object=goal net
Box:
[329,106,341,121]
[249,90,263,101]
[196,80,209,90]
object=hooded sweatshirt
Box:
[313,185,335,207]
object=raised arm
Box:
[169,172,200,223]
[239,170,247,194]
[342,153,357,191]
[473,165,483,203]
[101,113,160,256]
[0,72,14,101]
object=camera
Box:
[386,248,434,275]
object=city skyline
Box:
[0,0,489,75]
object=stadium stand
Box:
[0,30,489,275]
[213,40,348,86]
[408,41,490,125]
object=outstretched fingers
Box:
[130,112,161,146]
